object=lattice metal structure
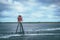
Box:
[16,22,24,34]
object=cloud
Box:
[0,3,9,12]
[37,0,60,4]
[0,0,60,22]
[54,7,60,16]
[0,18,17,22]
[10,1,26,12]
[0,0,13,4]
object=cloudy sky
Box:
[0,0,60,22]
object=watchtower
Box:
[16,15,24,34]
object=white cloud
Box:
[10,1,26,12]
[26,1,37,7]
[38,4,57,11]
[49,4,57,8]
[1,11,21,18]
[9,1,34,13]
[0,18,17,22]
[0,0,60,22]
[0,0,13,4]
[31,11,44,18]
[0,0,7,3]
[47,15,53,18]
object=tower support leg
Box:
[16,22,25,34]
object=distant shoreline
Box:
[0,22,60,23]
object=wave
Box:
[0,34,22,38]
[36,28,60,31]
[0,33,60,39]
[25,33,60,35]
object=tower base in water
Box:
[16,22,24,34]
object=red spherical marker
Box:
[18,15,22,22]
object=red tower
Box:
[16,15,24,34]
[18,15,22,22]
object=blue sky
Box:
[0,0,60,22]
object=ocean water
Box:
[0,22,60,40]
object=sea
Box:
[0,22,60,40]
